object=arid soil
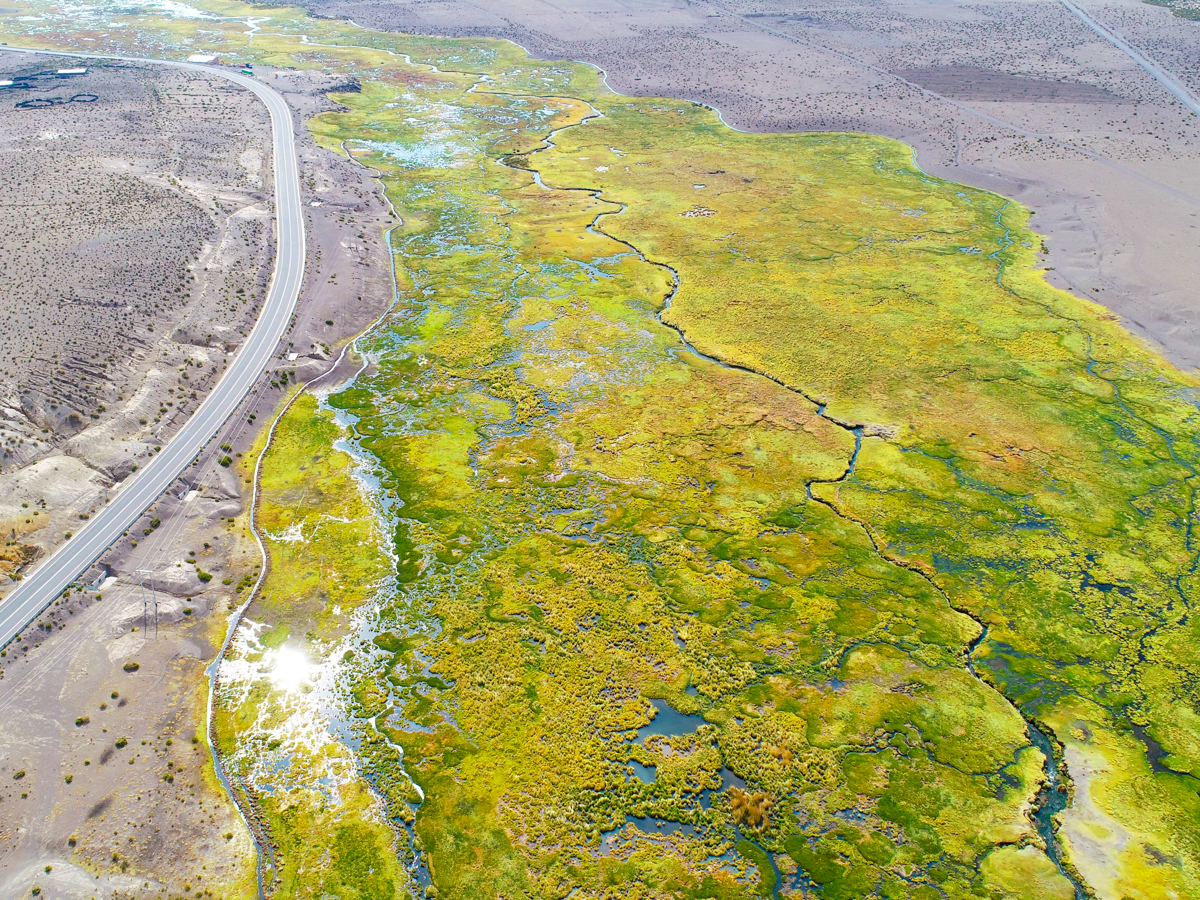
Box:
[299,0,1200,370]
[0,55,274,593]
[0,66,397,900]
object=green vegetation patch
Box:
[13,2,1197,898]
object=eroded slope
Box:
[0,56,273,589]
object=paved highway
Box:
[1057,0,1200,119]
[0,47,305,650]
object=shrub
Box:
[123,661,140,673]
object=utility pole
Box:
[137,569,158,638]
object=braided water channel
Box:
[500,89,1090,897]
[216,62,1092,898]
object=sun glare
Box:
[268,644,311,693]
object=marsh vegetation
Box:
[5,3,1198,898]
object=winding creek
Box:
[3,1,1196,895]
[203,48,1096,899]
[502,88,1091,896]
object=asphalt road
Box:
[0,47,305,650]
[1057,0,1200,119]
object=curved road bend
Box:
[0,47,305,650]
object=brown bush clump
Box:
[728,787,772,830]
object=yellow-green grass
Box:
[251,391,389,642]
[314,60,1081,899]
[6,2,1199,897]
[209,389,403,897]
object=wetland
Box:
[2,2,1199,899]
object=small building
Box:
[0,80,13,88]
[56,67,87,76]
[187,53,218,63]
[80,564,108,589]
